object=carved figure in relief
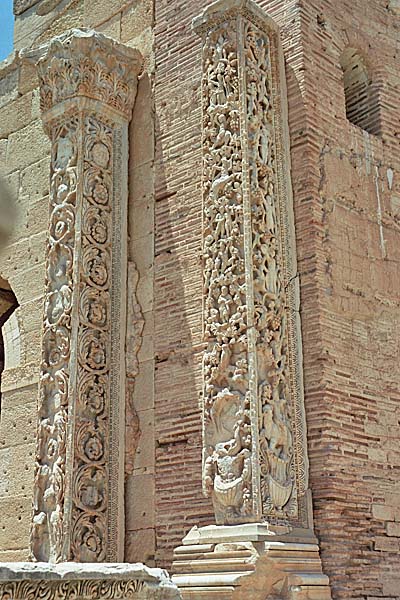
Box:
[204,406,252,523]
[242,21,296,518]
[201,20,253,523]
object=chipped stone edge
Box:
[0,562,173,586]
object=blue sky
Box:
[0,0,14,62]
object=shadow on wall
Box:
[0,175,16,251]
[0,278,19,415]
[0,175,19,414]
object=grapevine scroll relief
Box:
[201,19,300,525]
[31,118,78,562]
[71,115,113,563]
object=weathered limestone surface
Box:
[24,28,142,563]
[172,525,330,600]
[0,563,180,600]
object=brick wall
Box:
[153,1,400,597]
[153,0,211,566]
[261,1,400,597]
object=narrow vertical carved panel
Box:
[31,117,78,562]
[69,115,114,562]
[195,0,309,527]
[28,30,142,562]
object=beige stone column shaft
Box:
[26,29,142,563]
[195,0,310,527]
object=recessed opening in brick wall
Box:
[0,278,19,416]
[340,48,381,136]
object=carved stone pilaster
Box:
[27,30,142,563]
[194,0,309,527]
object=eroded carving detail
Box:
[244,22,297,519]
[31,118,78,562]
[198,7,308,526]
[69,116,113,563]
[201,19,254,525]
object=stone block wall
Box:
[0,47,49,560]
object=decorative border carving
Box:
[0,564,180,600]
[0,579,146,600]
[195,0,309,527]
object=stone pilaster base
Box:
[172,525,331,600]
[0,563,181,600]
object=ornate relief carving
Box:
[0,564,180,600]
[195,1,309,526]
[69,115,113,564]
[244,22,298,519]
[0,579,146,600]
[32,29,142,124]
[31,118,78,563]
[30,30,142,562]
[201,19,254,525]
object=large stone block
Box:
[0,443,35,497]
[0,401,36,449]
[20,157,50,204]
[133,358,154,412]
[7,262,46,304]
[1,365,39,396]
[126,473,155,531]
[97,13,121,39]
[0,67,19,110]
[130,74,154,166]
[6,120,49,174]
[0,495,32,551]
[84,0,127,27]
[131,234,154,272]
[134,409,155,470]
[14,1,83,50]
[0,93,34,139]
[121,1,153,43]
[125,529,156,566]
